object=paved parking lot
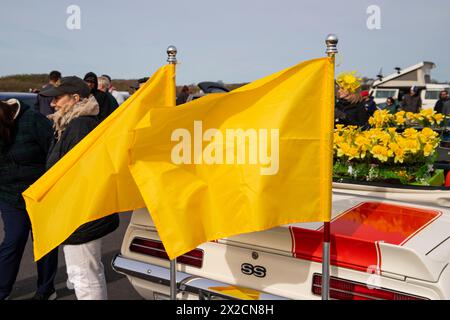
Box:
[0,211,143,300]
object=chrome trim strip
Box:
[112,254,288,300]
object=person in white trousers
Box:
[40,77,119,300]
[64,239,107,300]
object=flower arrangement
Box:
[368,109,445,128]
[333,110,444,185]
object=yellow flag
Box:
[23,64,176,261]
[129,58,334,260]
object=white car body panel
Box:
[113,183,450,300]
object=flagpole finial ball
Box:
[167,45,177,64]
[325,34,338,55]
[326,34,338,43]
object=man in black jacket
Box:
[41,76,119,300]
[97,76,119,110]
[400,86,422,113]
[83,72,117,122]
[434,90,450,114]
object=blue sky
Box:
[1,0,449,85]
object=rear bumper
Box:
[111,254,288,300]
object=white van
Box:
[371,84,450,111]
[422,84,450,110]
[369,61,449,111]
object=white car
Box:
[112,181,450,300]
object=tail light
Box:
[130,237,204,268]
[312,273,428,300]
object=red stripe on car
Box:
[290,202,441,272]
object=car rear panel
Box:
[118,192,449,299]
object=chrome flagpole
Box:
[322,34,338,300]
[167,45,178,300]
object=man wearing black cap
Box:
[83,72,117,122]
[39,76,119,300]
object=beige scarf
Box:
[48,95,99,140]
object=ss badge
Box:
[241,263,267,278]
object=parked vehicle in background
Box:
[422,84,450,110]
[374,85,450,111]
[370,62,450,110]
[0,92,37,108]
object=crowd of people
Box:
[0,71,127,300]
[334,72,450,128]
[1,70,193,300]
[33,71,127,118]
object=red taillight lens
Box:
[312,274,428,300]
[130,237,204,268]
